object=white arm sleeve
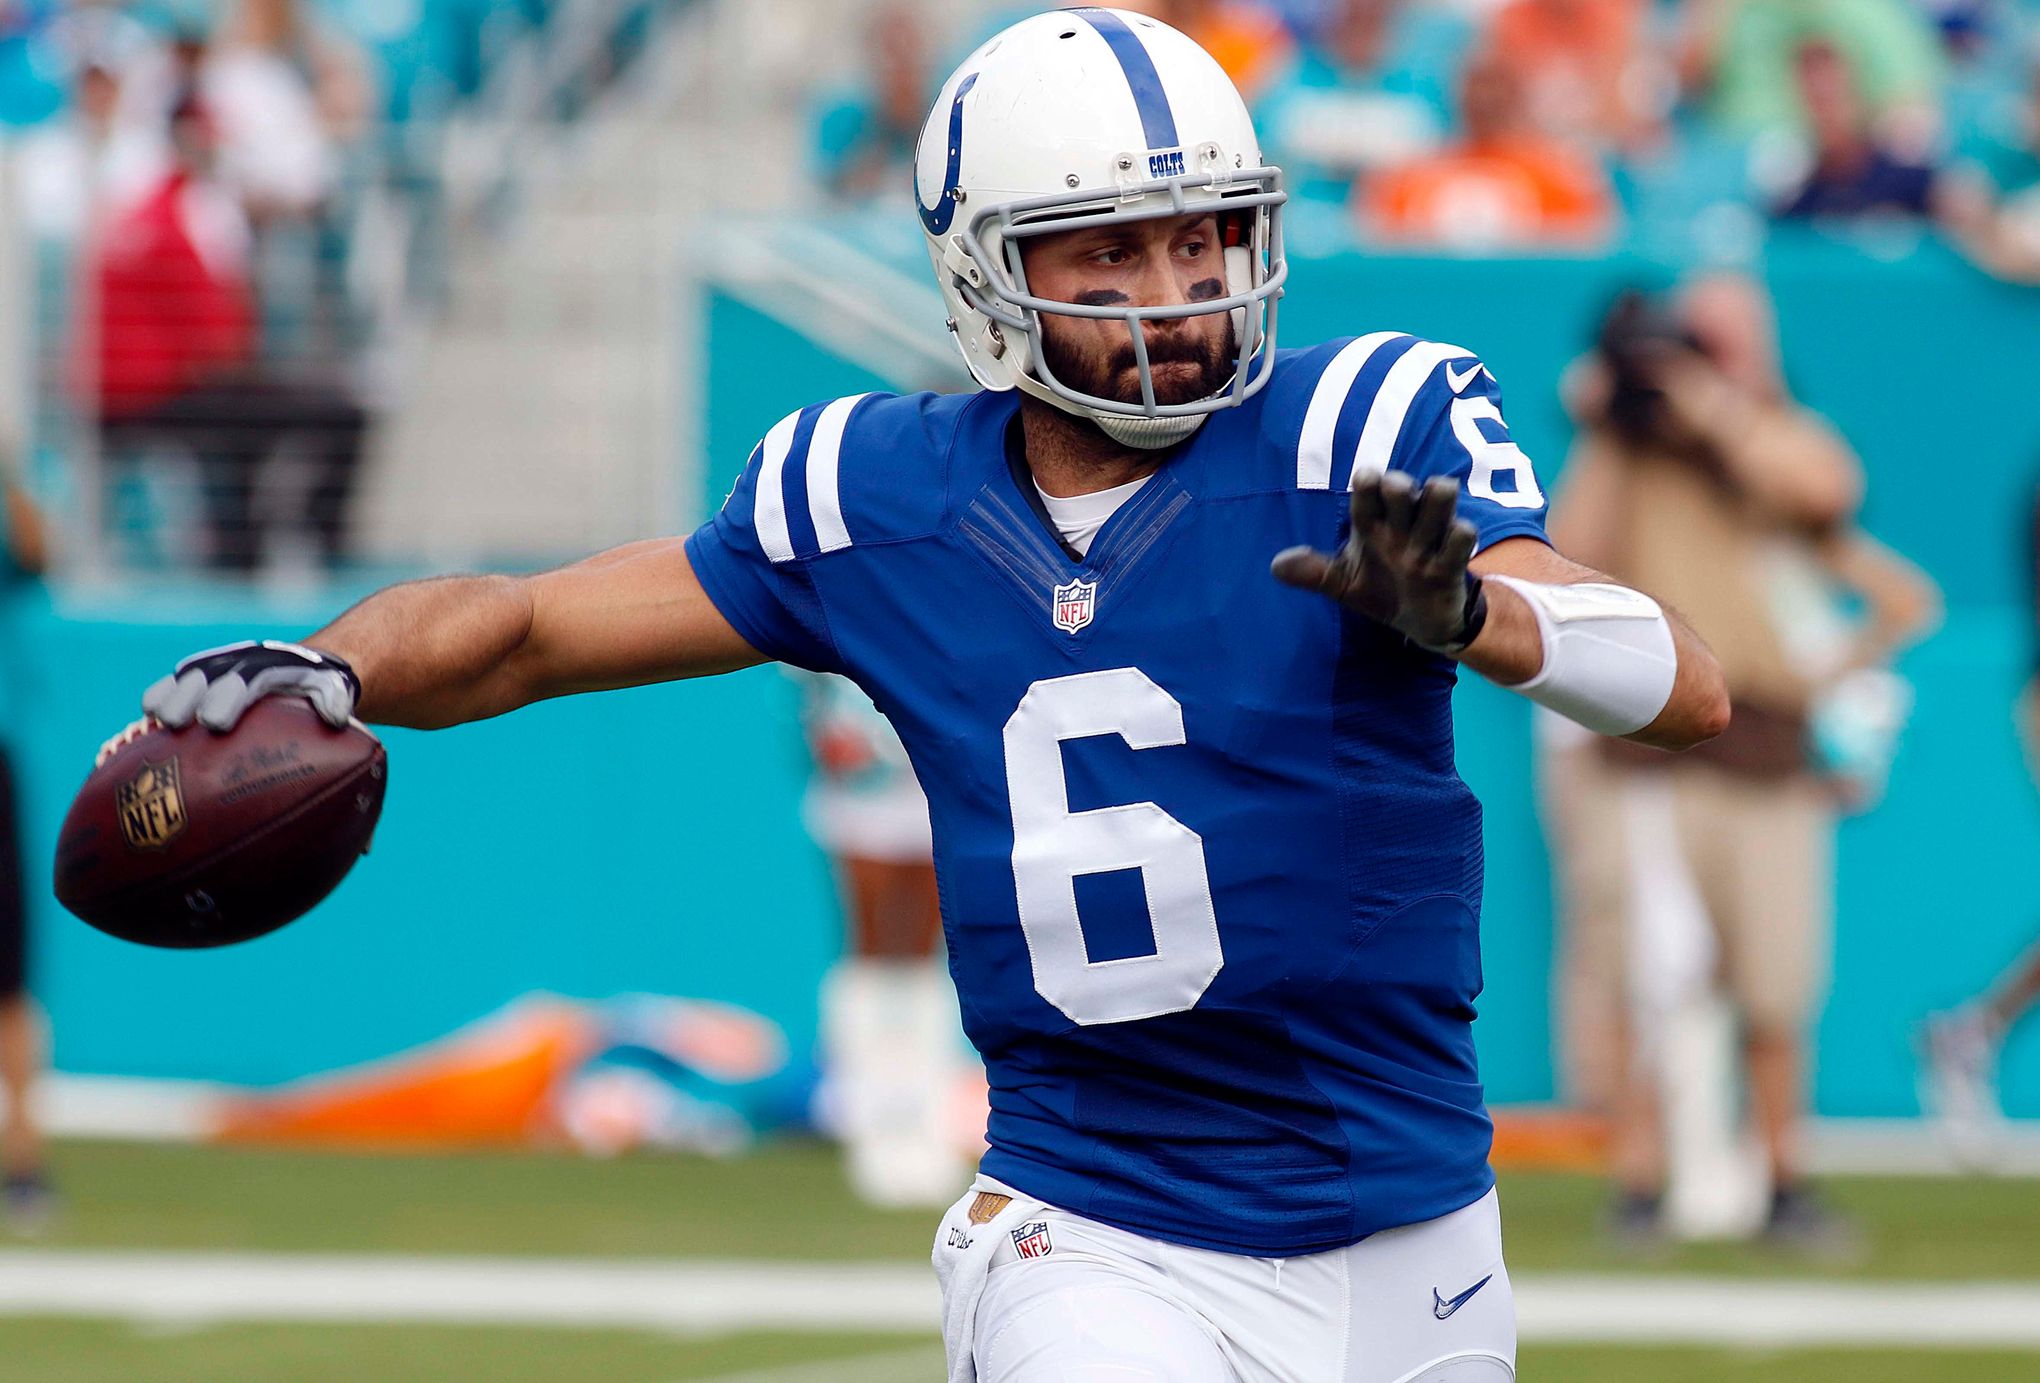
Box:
[1485,575,1678,737]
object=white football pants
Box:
[934,1178,1514,1383]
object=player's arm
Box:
[136,540,771,738]
[1655,362,1862,528]
[1814,528,1941,671]
[1273,471,1729,751]
[315,539,768,727]
[1463,535,1727,750]
[132,405,848,741]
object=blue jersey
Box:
[688,334,1551,1256]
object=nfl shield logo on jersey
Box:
[1051,579,1096,634]
[1011,1220,1054,1259]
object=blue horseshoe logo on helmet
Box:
[916,72,978,235]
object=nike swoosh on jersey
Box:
[1432,1274,1493,1320]
[1444,362,1487,394]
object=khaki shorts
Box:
[1539,740,1635,1105]
[1666,764,1835,1032]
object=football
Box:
[53,697,388,949]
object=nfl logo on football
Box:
[1012,1220,1054,1259]
[1051,579,1096,635]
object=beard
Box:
[1036,312,1239,410]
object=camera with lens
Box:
[1594,289,1709,450]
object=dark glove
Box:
[142,640,361,733]
[1271,470,1489,655]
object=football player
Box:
[132,10,1727,1379]
[796,670,977,1208]
[1916,476,2040,1167]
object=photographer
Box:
[1549,272,1938,1253]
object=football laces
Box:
[94,716,159,768]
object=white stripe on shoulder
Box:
[1349,340,1476,489]
[753,408,802,565]
[805,393,873,556]
[1297,332,1404,490]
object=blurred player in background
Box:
[0,458,51,1236]
[125,11,1728,1379]
[797,672,975,1207]
[1917,475,2040,1163]
[1924,935,2040,1164]
[1552,273,1937,1253]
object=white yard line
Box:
[0,1252,2035,1350]
[685,1346,948,1383]
[0,1252,938,1334]
[1517,1275,2040,1349]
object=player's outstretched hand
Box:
[1271,471,1488,655]
[142,640,361,734]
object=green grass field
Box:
[1,1138,2036,1381]
[25,1137,2040,1278]
[0,1322,2032,1383]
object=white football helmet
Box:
[914,7,1287,449]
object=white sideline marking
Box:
[0,1252,938,1334]
[686,1345,947,1383]
[1518,1276,2040,1349]
[0,1253,2036,1349]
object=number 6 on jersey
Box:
[1003,668,1225,1026]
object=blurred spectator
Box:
[1679,0,1944,140]
[1254,0,1469,203]
[1940,40,2040,282]
[202,0,373,223]
[1119,0,1295,105]
[813,0,928,201]
[11,53,164,244]
[203,0,377,358]
[1482,0,1663,151]
[81,90,369,573]
[0,457,49,1236]
[1772,39,1940,221]
[1360,48,1615,249]
[1,0,160,128]
[1552,274,1937,1254]
[1923,0,1996,60]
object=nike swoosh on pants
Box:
[1432,1273,1493,1320]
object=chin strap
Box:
[1012,371,1210,449]
[1094,411,1208,449]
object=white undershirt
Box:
[1033,474,1152,557]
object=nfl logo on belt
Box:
[1012,1220,1054,1259]
[1051,579,1096,634]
